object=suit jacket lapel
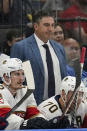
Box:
[50,40,66,79]
[30,35,44,76]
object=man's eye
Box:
[15,73,24,76]
[44,23,49,26]
[54,31,63,35]
[22,73,24,76]
[15,73,20,76]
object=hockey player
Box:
[0,58,70,130]
[38,76,87,128]
[0,58,46,129]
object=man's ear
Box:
[3,74,10,83]
[33,23,39,31]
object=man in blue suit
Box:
[10,10,67,105]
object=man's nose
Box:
[48,25,54,31]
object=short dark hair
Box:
[32,10,54,24]
[6,30,17,41]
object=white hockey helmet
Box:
[83,87,87,100]
[60,76,85,95]
[0,58,23,79]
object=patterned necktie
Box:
[43,44,55,97]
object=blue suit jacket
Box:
[10,34,67,105]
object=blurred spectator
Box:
[3,30,25,56]
[1,0,33,24]
[63,38,87,83]
[3,30,17,56]
[63,38,80,76]
[62,38,87,87]
[63,38,80,65]
[61,0,87,44]
[0,0,9,24]
[52,24,64,44]
[42,0,72,17]
[1,0,46,25]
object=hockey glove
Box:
[0,116,8,130]
[48,116,71,129]
[20,117,50,129]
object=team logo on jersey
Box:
[2,60,7,64]
[0,94,4,104]
[0,85,4,89]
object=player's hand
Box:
[49,116,71,129]
[20,116,71,129]
[20,117,50,129]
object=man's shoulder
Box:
[50,40,64,51]
[50,39,62,47]
[15,34,35,46]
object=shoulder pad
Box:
[0,84,4,89]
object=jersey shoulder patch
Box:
[0,84,4,89]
